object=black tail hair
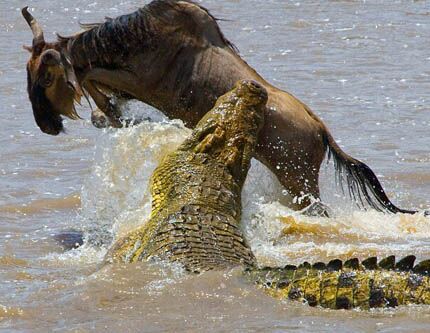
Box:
[324,133,416,214]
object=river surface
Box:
[1,0,430,332]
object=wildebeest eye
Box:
[40,72,53,87]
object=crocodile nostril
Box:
[247,81,267,98]
[241,80,261,89]
[247,80,265,93]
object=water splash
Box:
[79,117,190,248]
[72,106,430,267]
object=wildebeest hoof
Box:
[91,109,110,128]
[54,230,84,250]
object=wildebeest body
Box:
[22,0,416,214]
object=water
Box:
[1,0,430,331]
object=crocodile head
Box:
[180,80,268,185]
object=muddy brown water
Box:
[1,1,430,332]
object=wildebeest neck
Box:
[61,1,268,127]
[64,1,235,70]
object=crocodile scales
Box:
[106,80,265,271]
[106,80,430,309]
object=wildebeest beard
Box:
[26,66,63,135]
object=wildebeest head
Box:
[22,7,82,135]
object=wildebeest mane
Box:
[143,0,238,52]
[58,0,238,69]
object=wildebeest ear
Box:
[23,45,32,52]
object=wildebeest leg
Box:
[282,170,320,213]
[256,148,327,213]
[281,170,330,217]
[84,69,147,127]
[83,81,123,128]
[282,168,327,214]
[255,114,330,216]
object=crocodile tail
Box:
[324,132,416,214]
[245,255,430,309]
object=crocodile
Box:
[246,255,430,310]
[106,79,266,271]
[106,80,430,309]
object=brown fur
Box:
[22,0,416,214]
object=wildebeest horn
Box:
[21,6,45,47]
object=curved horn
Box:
[21,7,45,47]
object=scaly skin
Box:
[246,256,430,309]
[105,80,267,272]
[106,80,430,309]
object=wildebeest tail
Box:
[324,133,416,214]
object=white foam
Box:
[70,103,430,266]
[79,116,189,245]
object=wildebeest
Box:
[22,0,417,215]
